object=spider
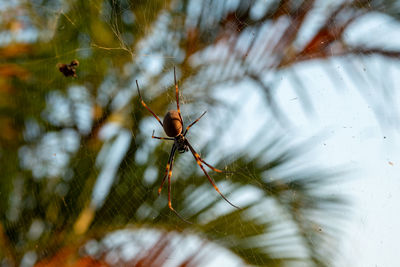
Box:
[136,67,239,223]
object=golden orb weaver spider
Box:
[136,67,239,223]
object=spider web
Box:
[2,0,400,266]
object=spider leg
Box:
[152,130,174,141]
[174,67,184,126]
[196,155,236,174]
[200,158,237,175]
[186,141,240,210]
[183,112,232,174]
[199,158,224,173]
[183,111,207,136]
[165,148,192,224]
[136,80,164,127]
[158,145,177,195]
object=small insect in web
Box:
[136,67,240,223]
[57,59,79,78]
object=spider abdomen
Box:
[163,110,182,137]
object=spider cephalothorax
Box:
[136,67,239,223]
[174,134,188,153]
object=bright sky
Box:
[275,61,400,267]
[278,13,400,267]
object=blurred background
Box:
[1,0,399,266]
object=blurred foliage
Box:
[0,0,399,266]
